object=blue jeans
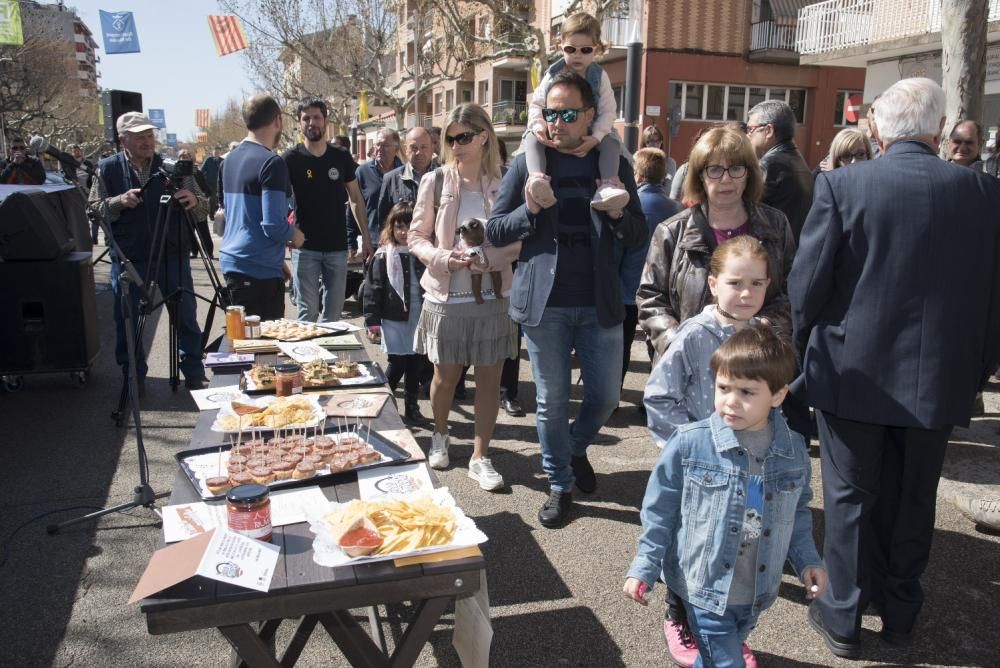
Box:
[522,307,623,492]
[291,248,348,322]
[111,254,204,380]
[683,600,758,668]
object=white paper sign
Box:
[188,385,248,411]
[196,529,280,592]
[357,462,434,500]
[162,486,330,543]
[277,341,337,362]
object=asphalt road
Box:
[1,249,997,667]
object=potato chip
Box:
[323,496,457,556]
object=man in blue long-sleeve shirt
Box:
[221,95,305,320]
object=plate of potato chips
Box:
[307,488,487,566]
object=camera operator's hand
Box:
[121,188,143,209]
[11,149,25,164]
[290,226,306,249]
[173,189,198,210]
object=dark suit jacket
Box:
[760,141,813,244]
[789,140,1000,429]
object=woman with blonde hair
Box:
[637,126,795,359]
[828,128,872,168]
[409,103,521,490]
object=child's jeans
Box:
[683,600,758,668]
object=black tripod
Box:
[48,216,169,533]
[110,172,229,426]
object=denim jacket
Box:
[627,410,823,616]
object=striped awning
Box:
[767,0,818,25]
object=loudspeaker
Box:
[102,89,143,144]
[0,252,100,373]
[0,190,76,260]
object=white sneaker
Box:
[468,457,504,491]
[591,184,629,212]
[429,432,450,469]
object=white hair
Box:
[873,77,945,144]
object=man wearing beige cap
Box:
[88,111,209,393]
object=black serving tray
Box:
[175,423,411,500]
[240,360,388,395]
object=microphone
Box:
[29,135,95,176]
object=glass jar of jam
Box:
[226,305,246,341]
[244,315,261,339]
[226,484,272,542]
[274,363,303,397]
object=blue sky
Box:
[64,1,253,140]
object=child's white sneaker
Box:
[468,457,504,491]
[591,184,629,212]
[526,173,557,209]
[429,432,450,469]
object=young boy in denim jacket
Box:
[624,326,827,667]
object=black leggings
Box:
[386,354,423,394]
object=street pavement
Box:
[0,250,997,667]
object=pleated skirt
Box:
[413,297,517,367]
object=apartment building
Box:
[21,0,100,97]
[363,0,864,166]
[797,0,1000,141]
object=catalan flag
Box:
[207,15,248,57]
[195,109,211,129]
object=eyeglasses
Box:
[562,45,595,55]
[745,124,769,135]
[703,164,748,180]
[444,131,479,146]
[542,107,590,123]
[839,151,869,162]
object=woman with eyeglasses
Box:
[828,128,872,169]
[409,103,521,491]
[637,126,795,360]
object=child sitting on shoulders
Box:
[625,326,827,668]
[523,12,629,212]
[362,201,428,426]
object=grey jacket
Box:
[644,306,751,447]
[637,202,795,359]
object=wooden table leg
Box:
[367,605,387,654]
[279,616,318,666]
[318,610,390,667]
[388,597,451,668]
[219,624,281,668]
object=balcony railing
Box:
[602,15,631,47]
[797,0,1000,55]
[491,100,528,126]
[750,20,797,52]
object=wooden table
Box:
[140,340,485,667]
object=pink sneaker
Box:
[743,643,758,667]
[663,618,698,668]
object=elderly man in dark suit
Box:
[790,77,1000,659]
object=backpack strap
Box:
[433,166,444,214]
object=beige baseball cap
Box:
[116,111,156,134]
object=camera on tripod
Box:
[156,158,194,189]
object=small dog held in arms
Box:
[456,218,502,304]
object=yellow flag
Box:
[359,91,369,122]
[530,60,540,90]
[0,0,24,45]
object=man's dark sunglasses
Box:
[542,107,591,123]
[444,131,479,146]
[562,45,594,55]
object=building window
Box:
[434,92,443,115]
[446,90,454,112]
[833,90,863,126]
[671,81,807,124]
[499,79,527,102]
[461,88,473,104]
[477,80,489,105]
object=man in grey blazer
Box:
[790,77,1000,658]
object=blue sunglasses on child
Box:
[541,107,592,123]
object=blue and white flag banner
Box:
[99,10,141,54]
[148,109,166,129]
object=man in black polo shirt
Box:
[283,98,372,322]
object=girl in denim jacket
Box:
[625,327,827,668]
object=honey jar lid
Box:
[274,363,302,373]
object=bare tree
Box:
[940,0,988,157]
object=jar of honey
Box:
[274,363,303,397]
[226,484,272,542]
[226,305,246,341]
[244,315,261,339]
